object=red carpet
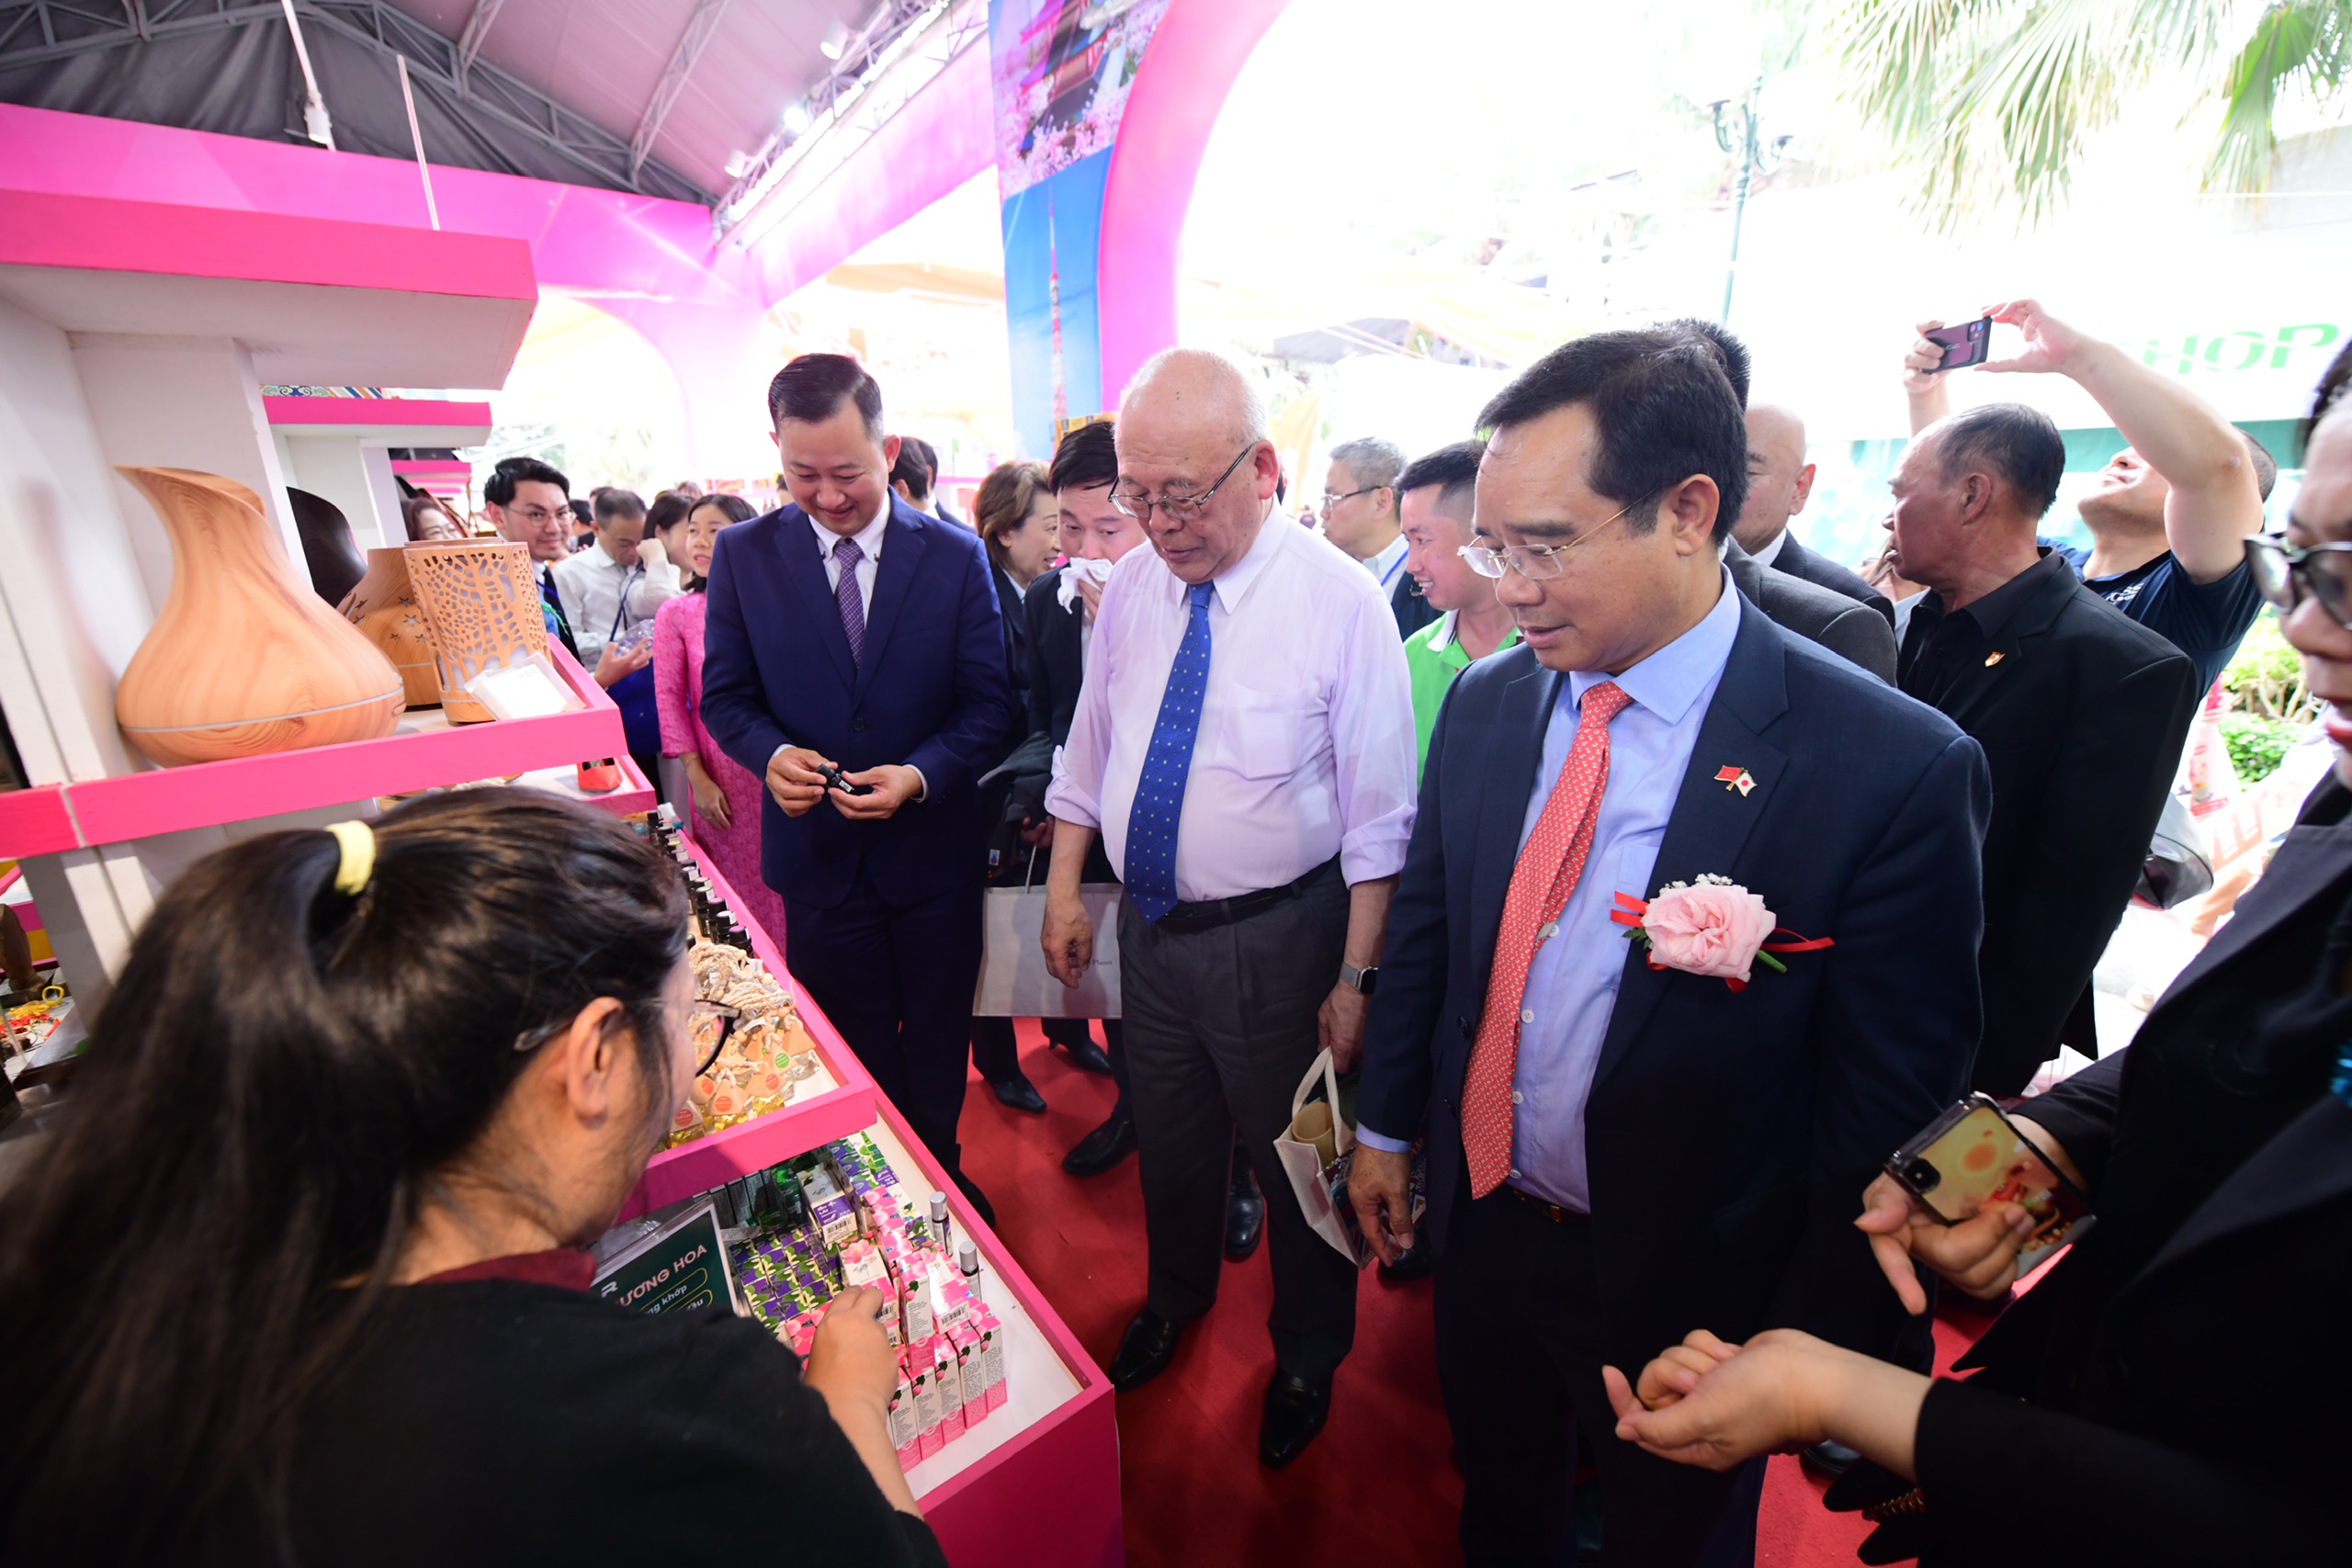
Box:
[960,1022,1984,1568]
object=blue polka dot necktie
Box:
[1126,582,1216,923]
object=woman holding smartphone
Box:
[1601,369,2352,1567]
[0,792,937,1563]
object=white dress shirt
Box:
[1046,506,1418,899]
[1747,526,1789,570]
[810,504,889,618]
[1362,531,1410,592]
[551,546,680,661]
[771,499,926,798]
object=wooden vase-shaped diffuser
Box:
[113,467,404,767]
[337,548,441,708]
[402,539,549,724]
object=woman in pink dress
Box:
[652,494,787,948]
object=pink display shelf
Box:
[264,397,493,430]
[615,839,878,1223]
[0,648,628,859]
[610,840,1120,1567]
[872,1094,1123,1568]
[0,188,535,389]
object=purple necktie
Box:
[833,535,866,665]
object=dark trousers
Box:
[1437,1188,1761,1568]
[1121,863,1355,1379]
[786,873,982,1168]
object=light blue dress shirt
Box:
[1360,573,1741,1213]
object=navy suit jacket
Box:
[699,494,1017,909]
[1358,597,1991,1370]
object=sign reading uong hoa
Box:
[989,0,1174,457]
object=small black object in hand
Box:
[817,761,876,797]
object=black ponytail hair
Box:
[0,789,686,1561]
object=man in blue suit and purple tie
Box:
[701,354,1017,1217]
[1350,328,1991,1566]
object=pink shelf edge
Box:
[31,647,626,852]
[616,836,881,1223]
[616,836,1121,1568]
[0,188,537,304]
[264,396,493,429]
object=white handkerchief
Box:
[1057,555,1115,613]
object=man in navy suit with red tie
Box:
[701,355,1016,1215]
[1351,330,1990,1565]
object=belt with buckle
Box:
[1507,1186,1585,1224]
[1154,858,1337,934]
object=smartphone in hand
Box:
[1923,317,1993,373]
[1888,1094,2093,1273]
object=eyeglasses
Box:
[1111,443,1259,525]
[513,999,736,1079]
[1319,485,1388,513]
[1457,501,1635,581]
[2246,534,2352,629]
[506,504,565,525]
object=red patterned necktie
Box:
[1461,679,1634,1200]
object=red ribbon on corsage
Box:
[1609,884,1834,993]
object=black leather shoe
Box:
[1109,1309,1185,1391]
[1061,1111,1137,1177]
[1258,1370,1330,1468]
[1802,1439,1860,1478]
[1057,1037,1114,1075]
[949,1168,997,1229]
[1377,1238,1433,1282]
[1225,1168,1264,1262]
[988,1071,1046,1114]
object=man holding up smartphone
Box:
[1905,299,2275,692]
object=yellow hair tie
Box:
[325,819,376,896]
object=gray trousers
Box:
[1119,862,1358,1380]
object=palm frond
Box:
[2204,1,2352,192]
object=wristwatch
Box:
[1338,961,1378,997]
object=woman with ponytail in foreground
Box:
[0,790,944,1566]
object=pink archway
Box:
[1096,0,1295,406]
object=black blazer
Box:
[1773,531,1894,625]
[1914,563,2199,1092]
[1359,598,1990,1371]
[1724,539,1896,682]
[1855,784,2352,1567]
[991,565,1033,734]
[1023,567,1083,744]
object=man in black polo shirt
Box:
[1906,299,2273,693]
[1888,403,2199,1094]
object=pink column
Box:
[1093,0,1295,407]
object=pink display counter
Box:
[625,833,1123,1568]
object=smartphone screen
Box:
[1922,316,1992,372]
[1888,1095,2093,1273]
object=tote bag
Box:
[973,856,1124,1018]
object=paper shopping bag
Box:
[972,882,1124,1018]
[1276,1048,1370,1266]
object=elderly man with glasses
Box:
[1039,348,1417,1469]
[1348,328,1990,1567]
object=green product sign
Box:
[593,1201,736,1317]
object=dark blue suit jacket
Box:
[1358,597,1991,1369]
[699,494,1016,910]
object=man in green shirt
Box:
[1396,440,1520,774]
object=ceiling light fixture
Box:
[782,102,813,134]
[820,18,852,59]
